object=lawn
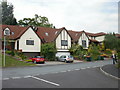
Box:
[1,54,35,68]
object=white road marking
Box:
[93,66,98,68]
[75,69,80,71]
[31,76,60,86]
[67,70,71,71]
[87,67,90,68]
[12,77,21,79]
[60,71,67,73]
[3,78,9,80]
[81,68,86,69]
[23,75,32,78]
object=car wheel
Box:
[34,61,37,64]
[42,62,45,64]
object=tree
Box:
[18,14,54,28]
[104,33,120,51]
[104,33,120,68]
[1,1,17,25]
[41,43,57,61]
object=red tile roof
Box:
[1,25,71,43]
[85,32,95,37]
[1,25,29,40]
[36,27,63,43]
[94,32,106,36]
[36,27,72,43]
[68,30,83,42]
[86,32,106,37]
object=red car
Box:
[30,56,45,64]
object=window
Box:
[4,29,10,35]
[11,32,14,35]
[26,40,34,45]
[75,33,78,36]
[55,31,58,35]
[45,32,49,36]
[82,40,86,48]
[61,40,68,46]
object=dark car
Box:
[30,56,45,64]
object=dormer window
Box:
[75,33,78,36]
[55,31,58,35]
[11,32,14,35]
[4,28,10,36]
[45,32,48,36]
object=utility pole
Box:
[3,28,10,67]
[3,36,6,67]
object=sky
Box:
[3,0,120,33]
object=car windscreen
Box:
[36,56,41,58]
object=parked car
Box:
[30,56,45,64]
[58,55,74,63]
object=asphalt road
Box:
[2,59,119,88]
[3,60,112,78]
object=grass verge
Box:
[1,54,35,68]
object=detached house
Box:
[86,32,106,43]
[1,25,72,57]
[2,25,119,57]
[68,30,89,49]
[68,30,107,48]
[1,25,41,57]
[36,27,72,57]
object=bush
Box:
[6,50,12,55]
[11,51,15,56]
[21,55,27,60]
[69,44,87,60]
[88,43,101,60]
[6,50,15,56]
[104,49,112,55]
[41,43,57,61]
[25,59,32,62]
[14,50,27,60]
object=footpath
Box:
[100,64,120,80]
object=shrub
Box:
[21,55,27,60]
[6,50,15,56]
[104,49,112,55]
[6,50,12,55]
[11,51,15,56]
[88,43,101,60]
[14,50,27,60]
[25,59,32,62]
[69,44,86,60]
[41,43,57,61]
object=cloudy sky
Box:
[6,0,119,33]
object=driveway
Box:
[36,60,83,66]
